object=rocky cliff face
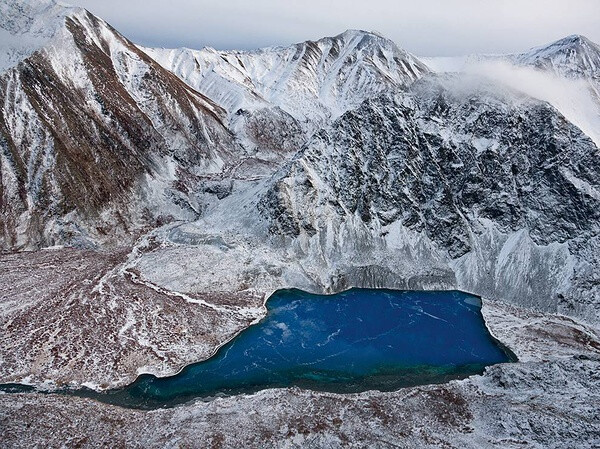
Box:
[255,75,600,323]
[263,75,600,247]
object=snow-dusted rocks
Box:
[254,75,600,324]
[513,34,600,82]
[0,0,80,72]
[0,0,241,250]
[142,30,430,179]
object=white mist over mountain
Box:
[467,61,600,147]
[423,35,600,147]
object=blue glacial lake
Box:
[0,288,514,409]
[64,288,514,409]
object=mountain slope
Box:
[0,0,243,249]
[133,74,599,327]
[513,34,600,82]
[143,30,429,133]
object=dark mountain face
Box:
[257,75,600,322]
[261,75,600,253]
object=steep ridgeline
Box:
[0,0,241,250]
[512,34,600,84]
[258,75,600,324]
[143,30,429,142]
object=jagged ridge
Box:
[143,29,429,133]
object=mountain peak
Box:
[531,34,597,55]
[335,29,384,40]
[0,0,86,72]
[0,0,80,22]
[515,34,600,80]
[550,34,593,47]
[319,29,397,49]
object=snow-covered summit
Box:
[298,28,403,54]
[0,0,85,72]
[421,34,600,147]
[422,34,600,81]
[514,34,600,80]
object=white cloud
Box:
[468,61,600,147]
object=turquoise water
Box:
[0,289,514,409]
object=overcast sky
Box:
[66,0,600,56]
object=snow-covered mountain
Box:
[422,34,600,82]
[0,0,77,72]
[1,0,598,323]
[142,30,429,170]
[144,30,429,132]
[0,0,245,249]
[1,2,600,446]
[0,3,433,250]
[513,34,600,82]
[423,34,600,147]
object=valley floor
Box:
[0,324,598,448]
[0,248,599,448]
